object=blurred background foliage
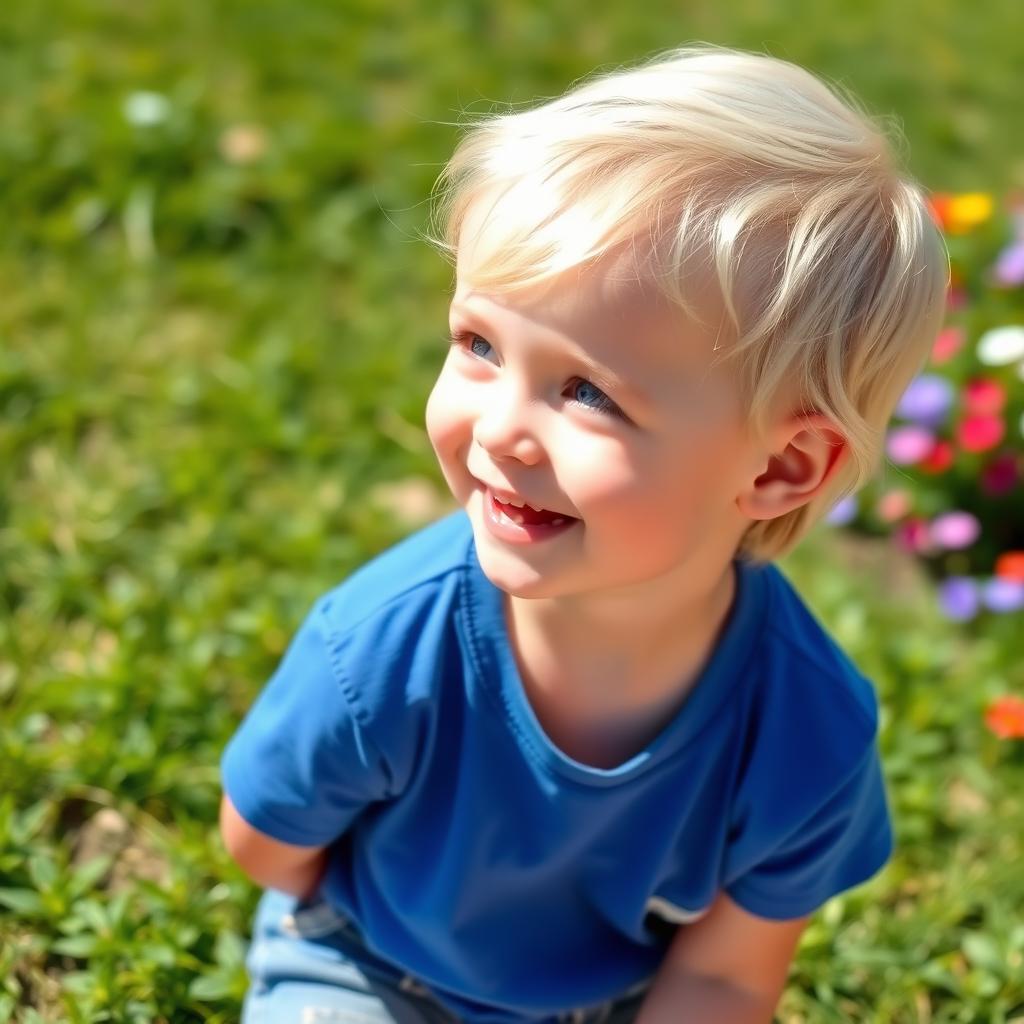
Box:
[0,1,1022,1021]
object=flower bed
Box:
[827,191,1024,623]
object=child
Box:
[220,44,947,1024]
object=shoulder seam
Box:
[309,551,472,800]
[312,598,408,798]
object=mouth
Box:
[491,492,571,526]
[482,487,580,543]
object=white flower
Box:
[124,91,170,127]
[976,325,1024,366]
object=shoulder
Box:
[309,509,475,733]
[315,510,473,635]
[721,564,893,918]
[225,512,476,806]
[759,561,879,729]
[730,560,884,822]
[748,560,880,743]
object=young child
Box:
[220,44,948,1024]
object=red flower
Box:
[963,378,1007,416]
[894,517,934,554]
[957,414,1005,452]
[984,695,1024,740]
[995,552,1024,582]
[980,453,1019,495]
[920,439,954,474]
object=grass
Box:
[1,1,1022,1021]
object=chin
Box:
[473,547,552,599]
[470,537,584,602]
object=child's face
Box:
[426,240,768,603]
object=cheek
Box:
[425,372,477,502]
[572,445,711,534]
[559,436,654,506]
[425,373,463,453]
[424,378,446,450]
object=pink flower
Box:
[895,517,935,554]
[931,326,965,365]
[876,490,911,523]
[963,378,1007,416]
[957,414,1005,452]
[929,511,981,550]
[886,425,935,465]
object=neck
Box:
[502,556,740,769]
[505,556,738,710]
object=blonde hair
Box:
[427,43,949,564]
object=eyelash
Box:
[447,331,626,420]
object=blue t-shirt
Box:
[221,511,893,1023]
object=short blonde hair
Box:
[428,43,949,564]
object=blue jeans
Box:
[242,889,652,1024]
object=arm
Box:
[220,793,330,900]
[635,891,809,1024]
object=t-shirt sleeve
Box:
[724,744,894,921]
[220,599,393,847]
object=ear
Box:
[736,413,849,522]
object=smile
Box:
[482,488,579,544]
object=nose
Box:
[472,384,544,466]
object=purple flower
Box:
[929,511,982,550]
[938,577,980,621]
[825,495,858,525]
[982,577,1024,613]
[886,425,935,465]
[895,374,955,427]
[993,240,1024,287]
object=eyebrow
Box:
[449,305,649,408]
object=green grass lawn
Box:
[1,2,1022,1021]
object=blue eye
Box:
[567,377,621,417]
[449,328,624,419]
[469,335,494,360]
[450,331,499,364]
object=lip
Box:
[489,490,550,515]
[479,487,579,545]
[471,476,576,517]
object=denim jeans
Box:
[241,889,652,1024]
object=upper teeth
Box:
[500,495,530,509]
